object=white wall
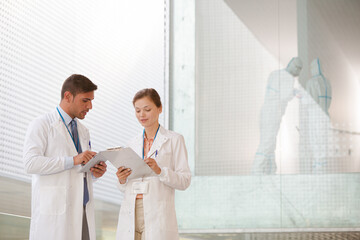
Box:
[170,0,196,173]
[0,0,168,204]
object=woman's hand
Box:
[144,158,161,175]
[116,167,132,184]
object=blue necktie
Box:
[70,120,89,206]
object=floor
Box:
[1,176,359,240]
[180,232,360,240]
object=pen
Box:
[148,150,157,159]
[89,140,91,150]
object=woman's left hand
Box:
[144,158,161,175]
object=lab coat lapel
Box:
[147,126,168,158]
[52,116,78,155]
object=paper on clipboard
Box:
[79,147,153,180]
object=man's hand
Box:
[90,161,107,178]
[73,150,96,165]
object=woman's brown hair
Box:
[133,88,162,107]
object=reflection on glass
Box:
[174,0,360,233]
[302,58,333,173]
[306,58,332,114]
[252,57,303,175]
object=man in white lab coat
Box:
[23,74,107,240]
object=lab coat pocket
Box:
[39,187,66,215]
[154,201,177,230]
[157,152,172,168]
[118,202,133,233]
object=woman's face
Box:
[134,97,162,128]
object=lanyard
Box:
[142,124,160,159]
[56,107,80,151]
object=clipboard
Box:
[77,153,105,173]
[78,147,153,180]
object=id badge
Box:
[132,181,149,194]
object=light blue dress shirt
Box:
[58,106,97,180]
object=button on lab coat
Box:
[23,109,96,240]
[116,126,191,240]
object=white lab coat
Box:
[23,109,96,240]
[116,126,191,240]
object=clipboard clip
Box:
[107,146,122,151]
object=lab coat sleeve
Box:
[23,119,68,175]
[159,135,191,190]
[116,179,128,192]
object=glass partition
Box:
[171,0,360,233]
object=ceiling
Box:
[224,0,298,66]
[224,0,360,78]
[313,0,360,78]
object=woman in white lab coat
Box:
[115,88,191,240]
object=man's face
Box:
[67,91,94,119]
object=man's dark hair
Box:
[61,74,97,99]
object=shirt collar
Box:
[57,105,74,126]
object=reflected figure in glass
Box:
[252,57,303,174]
[302,58,332,173]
